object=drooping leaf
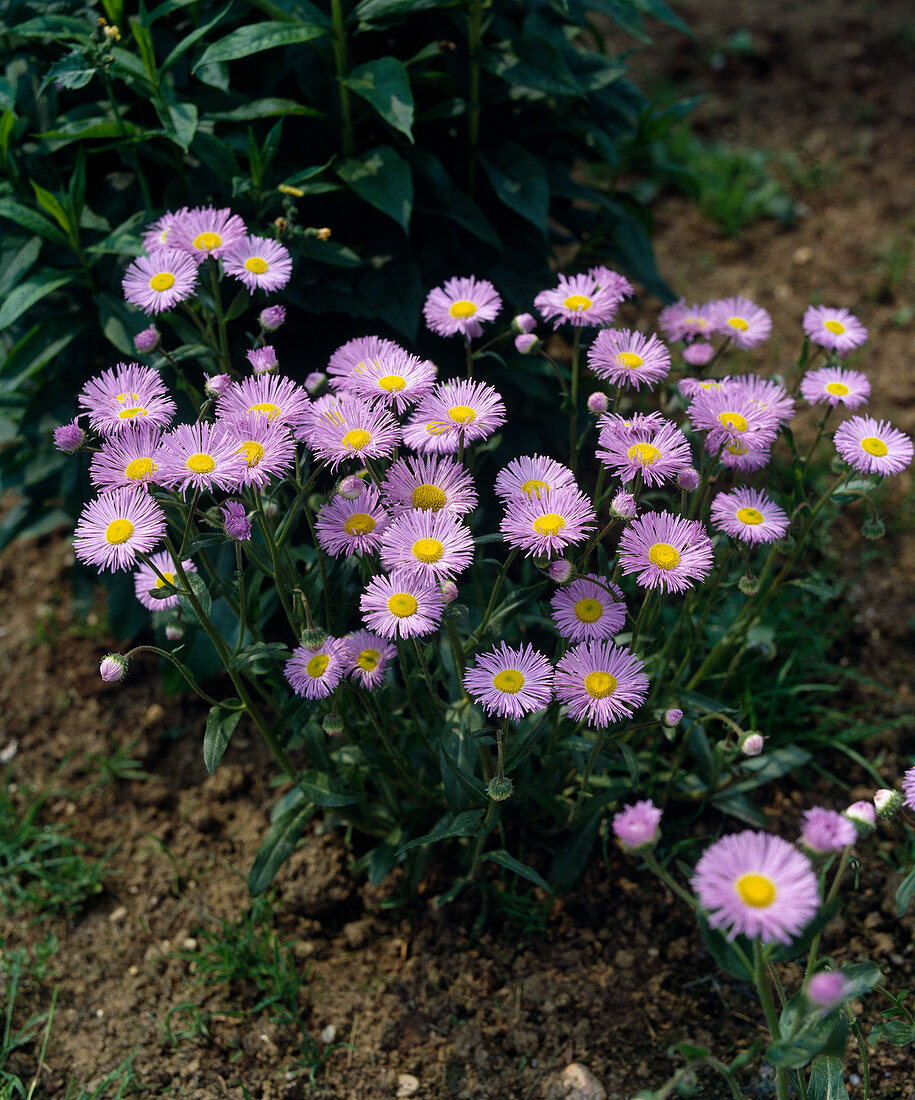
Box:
[0,271,78,332]
[248,798,315,895]
[203,701,244,773]
[343,57,414,140]
[483,849,552,893]
[395,810,486,857]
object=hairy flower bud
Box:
[512,313,537,334]
[259,304,286,331]
[862,515,885,540]
[305,371,326,395]
[487,776,514,801]
[874,788,903,820]
[844,800,876,831]
[514,333,539,355]
[205,373,233,398]
[548,559,573,583]
[323,714,345,737]
[53,420,85,453]
[337,475,365,500]
[740,731,765,757]
[440,580,458,604]
[300,627,328,650]
[677,467,700,492]
[663,708,683,728]
[247,346,278,374]
[134,324,160,354]
[587,391,608,415]
[611,491,637,520]
[682,341,714,366]
[164,623,184,641]
[99,654,127,682]
[738,575,760,596]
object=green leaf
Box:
[669,1041,710,1061]
[96,293,138,357]
[480,143,549,232]
[896,868,915,916]
[696,915,753,981]
[0,201,68,246]
[343,57,414,140]
[9,16,92,39]
[40,50,96,93]
[484,33,581,97]
[337,145,412,231]
[0,238,41,301]
[0,320,80,394]
[354,0,457,24]
[203,702,244,773]
[209,98,322,121]
[410,148,500,247]
[229,641,290,671]
[162,2,232,72]
[0,271,77,332]
[395,810,485,857]
[547,814,600,894]
[483,849,552,893]
[869,1019,915,1047]
[30,183,71,235]
[807,1055,849,1100]
[293,771,361,807]
[182,571,212,618]
[767,1004,847,1069]
[193,21,326,70]
[248,799,315,895]
[163,101,198,152]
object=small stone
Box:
[793,246,813,265]
[128,966,139,976]
[109,906,128,924]
[396,1074,420,1098]
[550,1063,607,1100]
[182,938,197,951]
[614,949,635,968]
[95,1009,104,1018]
[320,1025,337,1044]
[143,703,166,726]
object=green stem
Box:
[467,0,482,194]
[464,334,474,380]
[804,846,852,981]
[569,328,582,473]
[753,940,788,1100]
[470,548,518,646]
[253,494,298,634]
[234,542,247,652]
[412,637,448,709]
[207,258,231,374]
[330,0,355,156]
[566,726,604,827]
[123,645,227,708]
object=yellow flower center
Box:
[825,382,850,396]
[823,319,846,335]
[735,872,777,908]
[700,381,722,390]
[727,441,748,456]
[686,316,708,330]
[344,512,376,536]
[736,507,764,526]
[377,374,406,392]
[342,428,371,451]
[584,671,617,699]
[448,299,477,319]
[149,272,175,292]
[448,404,477,425]
[186,452,216,474]
[244,256,269,274]
[648,542,680,570]
[117,406,148,420]
[521,478,551,499]
[306,654,330,678]
[247,402,281,420]
[193,231,222,252]
[411,484,447,511]
[105,519,134,545]
[626,442,661,465]
[718,411,748,433]
[124,457,156,480]
[357,648,381,672]
[574,598,603,623]
[617,351,644,369]
[492,669,525,694]
[563,294,592,312]
[727,316,749,331]
[532,513,565,537]
[155,571,176,589]
[860,436,888,456]
[412,537,444,563]
[238,441,265,467]
[388,593,418,617]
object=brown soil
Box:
[3,1,915,1097]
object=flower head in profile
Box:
[340,629,395,690]
[534,269,629,329]
[423,276,502,339]
[381,454,478,518]
[99,654,127,682]
[123,248,199,314]
[141,207,189,253]
[247,346,278,374]
[803,306,867,355]
[597,419,691,488]
[132,550,195,611]
[348,349,437,413]
[801,366,870,410]
[588,329,671,390]
[360,571,444,639]
[260,304,286,331]
[903,765,915,813]
[799,807,858,854]
[156,422,247,494]
[223,235,292,292]
[806,971,849,1011]
[302,395,401,470]
[618,511,714,594]
[551,574,626,643]
[79,363,176,438]
[710,487,789,545]
[555,641,649,727]
[285,638,345,700]
[692,830,820,944]
[379,510,474,580]
[833,416,913,477]
[463,642,553,720]
[612,800,662,851]
[222,500,251,540]
[501,485,596,558]
[169,205,247,262]
[89,425,164,493]
[327,335,406,393]
[709,296,772,349]
[73,487,167,572]
[315,485,390,558]
[658,299,717,342]
[415,380,506,445]
[494,454,577,504]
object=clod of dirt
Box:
[546,1062,608,1100]
[396,1073,421,1098]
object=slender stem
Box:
[849,1014,870,1100]
[569,328,582,472]
[253,494,298,634]
[495,716,509,782]
[464,335,474,380]
[234,542,247,652]
[276,463,326,547]
[629,587,654,653]
[467,0,482,194]
[566,727,604,827]
[753,940,788,1100]
[124,645,227,708]
[412,637,448,709]
[207,258,231,374]
[330,0,355,156]
[642,851,699,909]
[804,846,852,981]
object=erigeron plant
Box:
[54,205,914,913]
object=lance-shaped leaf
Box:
[337,145,412,231]
[343,57,414,140]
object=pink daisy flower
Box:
[618,511,714,594]
[692,831,820,945]
[833,416,914,477]
[687,386,780,456]
[462,642,553,721]
[302,395,401,470]
[340,629,395,690]
[327,335,406,394]
[658,299,717,342]
[360,571,444,639]
[285,638,345,700]
[89,425,164,492]
[381,454,478,518]
[123,248,199,315]
[717,438,773,473]
[79,363,176,438]
[729,375,795,427]
[682,341,715,366]
[551,574,626,642]
[73,487,168,572]
[709,296,772,349]
[494,454,577,504]
[132,550,195,611]
[401,413,462,455]
[216,374,311,433]
[348,349,437,413]
[501,485,596,558]
[801,366,870,410]
[612,800,662,851]
[222,235,292,292]
[902,765,915,812]
[803,306,868,355]
[677,376,732,400]
[588,329,671,390]
[534,269,629,329]
[141,207,189,253]
[799,808,858,854]
[555,641,649,727]
[423,275,502,339]
[168,205,247,262]
[221,416,296,489]
[597,419,691,488]
[315,486,390,558]
[588,265,634,301]
[710,488,789,545]
[596,410,666,437]
[155,422,247,494]
[379,510,474,581]
[414,380,506,445]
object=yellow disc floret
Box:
[727,316,749,331]
[493,669,525,694]
[105,519,134,545]
[244,257,269,274]
[149,272,175,292]
[825,382,850,396]
[117,406,148,420]
[563,294,592,312]
[193,231,222,252]
[823,319,846,335]
[648,542,680,570]
[574,598,603,623]
[521,478,551,499]
[412,537,444,564]
[627,442,660,466]
[533,513,565,537]
[377,374,406,392]
[306,654,330,678]
[341,428,371,451]
[411,484,447,511]
[247,402,281,420]
[124,457,156,480]
[718,411,748,432]
[155,571,176,589]
[736,507,764,526]
[735,872,777,908]
[448,405,477,425]
[186,452,216,474]
[344,512,376,536]
[388,593,418,617]
[584,671,617,699]
[357,648,381,672]
[448,300,477,319]
[616,351,644,369]
[860,436,888,456]
[238,441,265,467]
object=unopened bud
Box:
[677,467,700,492]
[587,392,608,415]
[99,654,127,683]
[514,333,539,355]
[740,731,765,757]
[53,421,85,453]
[259,305,286,332]
[300,627,327,649]
[305,371,326,395]
[548,559,573,583]
[682,341,714,366]
[862,515,885,540]
[247,346,278,374]
[440,580,458,604]
[738,575,760,596]
[611,491,637,520]
[164,623,184,641]
[205,373,233,398]
[874,788,903,820]
[663,708,683,728]
[844,800,876,831]
[337,475,365,500]
[512,313,537,334]
[134,324,160,354]
[487,776,514,801]
[323,715,345,737]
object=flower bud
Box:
[53,420,85,453]
[487,776,514,801]
[611,491,637,520]
[337,475,365,500]
[512,313,537,334]
[221,500,251,540]
[806,970,848,1010]
[134,324,160,354]
[164,623,184,641]
[587,392,608,415]
[862,515,885,540]
[663,708,683,728]
[247,346,278,374]
[677,467,700,492]
[514,333,539,355]
[738,575,760,596]
[259,305,286,332]
[740,731,765,757]
[205,373,233,398]
[682,341,714,366]
[844,800,876,831]
[99,654,127,683]
[322,714,345,737]
[612,799,662,851]
[548,559,573,584]
[305,371,326,395]
[874,788,903,820]
[300,627,328,650]
[440,580,458,605]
